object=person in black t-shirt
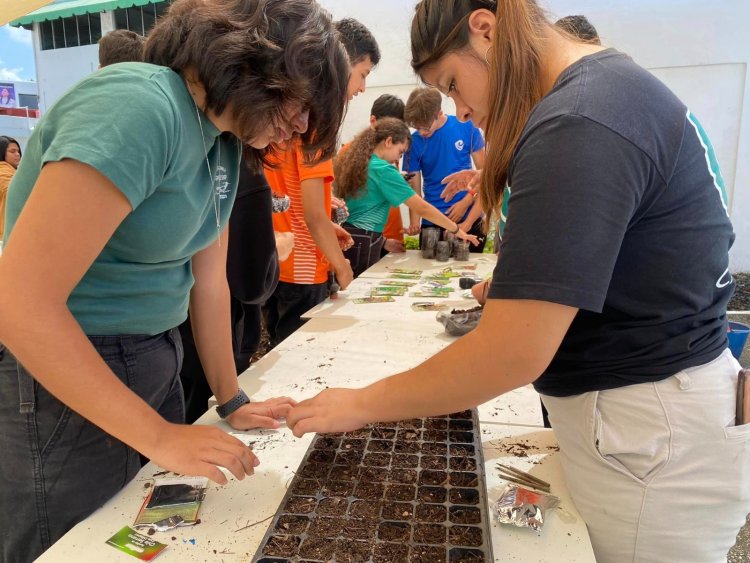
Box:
[286,2,747,562]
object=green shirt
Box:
[345,155,415,233]
[4,63,241,335]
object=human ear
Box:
[467,9,495,45]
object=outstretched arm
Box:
[0,160,255,484]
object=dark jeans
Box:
[0,330,185,563]
[263,281,329,348]
[419,216,488,253]
[343,223,385,278]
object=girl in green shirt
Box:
[0,1,349,560]
[335,117,478,276]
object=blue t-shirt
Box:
[404,115,484,226]
[4,63,241,335]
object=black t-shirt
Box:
[488,49,735,397]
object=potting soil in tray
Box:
[254,410,493,563]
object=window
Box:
[114,1,170,36]
[17,93,39,110]
[39,13,102,50]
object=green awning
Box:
[10,0,158,26]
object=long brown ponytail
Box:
[411,0,548,229]
[334,117,411,199]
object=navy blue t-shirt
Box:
[488,49,735,397]
[404,115,484,225]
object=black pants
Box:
[179,163,278,424]
[343,223,385,278]
[263,281,330,348]
[0,331,184,563]
[179,298,263,424]
[419,216,487,253]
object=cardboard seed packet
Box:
[371,287,407,296]
[380,280,417,287]
[353,296,395,304]
[423,279,451,287]
[391,268,422,275]
[411,302,449,311]
[390,273,422,280]
[410,291,450,298]
[106,526,167,561]
[134,477,208,530]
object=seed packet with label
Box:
[106,526,167,561]
[410,291,450,298]
[423,280,451,287]
[371,286,407,296]
[134,477,208,531]
[411,302,449,311]
[424,284,454,291]
[391,268,422,275]
[380,280,417,287]
[390,273,422,280]
[353,296,395,304]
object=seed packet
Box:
[410,291,449,298]
[380,280,417,287]
[106,526,168,561]
[422,285,453,292]
[353,296,395,304]
[371,287,407,296]
[411,302,449,311]
[391,268,422,275]
[134,477,208,531]
[439,267,461,277]
[494,484,560,532]
[423,280,451,287]
[390,273,423,280]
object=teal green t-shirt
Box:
[345,155,415,233]
[4,63,241,335]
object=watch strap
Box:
[216,389,250,419]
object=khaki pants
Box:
[542,349,750,563]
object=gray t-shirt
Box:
[488,49,735,396]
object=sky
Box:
[0,24,36,82]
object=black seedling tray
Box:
[254,409,493,563]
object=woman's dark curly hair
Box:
[145,0,349,167]
[334,117,411,200]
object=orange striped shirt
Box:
[265,141,333,284]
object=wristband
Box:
[216,389,250,419]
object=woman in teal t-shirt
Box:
[0,0,350,560]
[335,118,478,276]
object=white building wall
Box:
[322,0,750,270]
[25,1,750,268]
[32,11,114,112]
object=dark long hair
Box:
[411,0,550,227]
[0,136,21,164]
[145,0,349,167]
[334,118,411,199]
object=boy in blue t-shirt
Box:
[403,87,486,251]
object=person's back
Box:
[497,48,733,394]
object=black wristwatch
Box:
[216,389,250,419]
